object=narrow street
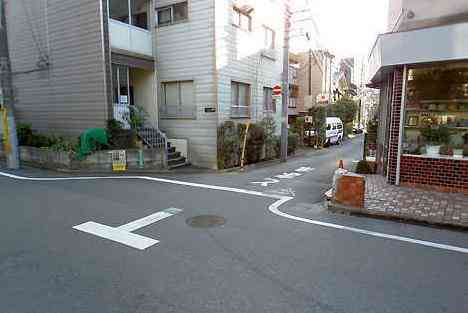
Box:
[1,137,467,313]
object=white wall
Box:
[389,0,468,32]
[155,0,218,169]
[156,0,286,169]
[215,0,284,132]
[369,22,468,82]
[130,68,158,127]
[387,0,404,31]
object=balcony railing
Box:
[109,19,153,57]
[160,105,197,119]
[113,103,131,129]
[230,106,250,118]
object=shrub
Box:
[288,132,299,155]
[355,160,374,174]
[17,123,34,146]
[261,117,277,160]
[217,121,240,169]
[49,137,78,153]
[127,105,148,129]
[244,123,265,163]
[344,123,353,138]
[107,119,136,149]
[276,132,299,155]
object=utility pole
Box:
[0,0,19,169]
[280,0,291,162]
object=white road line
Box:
[118,208,182,232]
[268,198,468,255]
[0,171,282,199]
[2,171,468,254]
[73,221,159,250]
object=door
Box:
[112,64,131,129]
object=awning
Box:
[368,22,468,84]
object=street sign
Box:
[272,84,282,96]
[316,94,329,104]
[110,150,127,171]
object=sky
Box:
[291,0,389,60]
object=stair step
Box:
[168,161,189,169]
[168,156,186,167]
[168,151,181,160]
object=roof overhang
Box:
[368,22,468,85]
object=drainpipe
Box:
[308,49,312,96]
[395,65,408,185]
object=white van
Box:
[325,117,343,145]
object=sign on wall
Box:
[110,150,127,171]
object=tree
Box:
[327,97,358,124]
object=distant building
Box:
[287,50,334,123]
[336,58,357,99]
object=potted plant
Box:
[420,126,449,156]
[453,144,464,158]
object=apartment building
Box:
[5,0,286,169]
[5,0,160,134]
[156,0,284,168]
[287,49,334,123]
[368,0,468,193]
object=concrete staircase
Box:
[167,142,188,169]
[136,126,188,170]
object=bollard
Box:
[138,149,144,169]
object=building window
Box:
[109,0,130,23]
[232,7,251,31]
[131,0,149,29]
[263,26,275,49]
[402,63,468,158]
[263,87,276,113]
[231,81,250,118]
[109,0,148,30]
[160,81,196,119]
[156,1,188,26]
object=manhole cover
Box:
[186,215,226,228]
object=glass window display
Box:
[402,63,468,158]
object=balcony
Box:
[230,106,250,119]
[109,19,153,57]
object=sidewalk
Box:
[361,175,468,228]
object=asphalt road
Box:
[1,137,467,313]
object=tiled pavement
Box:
[364,175,468,228]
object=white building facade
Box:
[156,0,285,168]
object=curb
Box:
[327,201,468,232]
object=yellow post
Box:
[1,107,11,153]
[240,122,250,171]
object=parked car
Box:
[353,123,364,134]
[325,117,344,145]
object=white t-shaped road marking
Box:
[73,208,183,250]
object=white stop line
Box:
[1,171,467,254]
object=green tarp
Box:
[77,128,108,160]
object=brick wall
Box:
[400,155,468,194]
[387,67,404,184]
